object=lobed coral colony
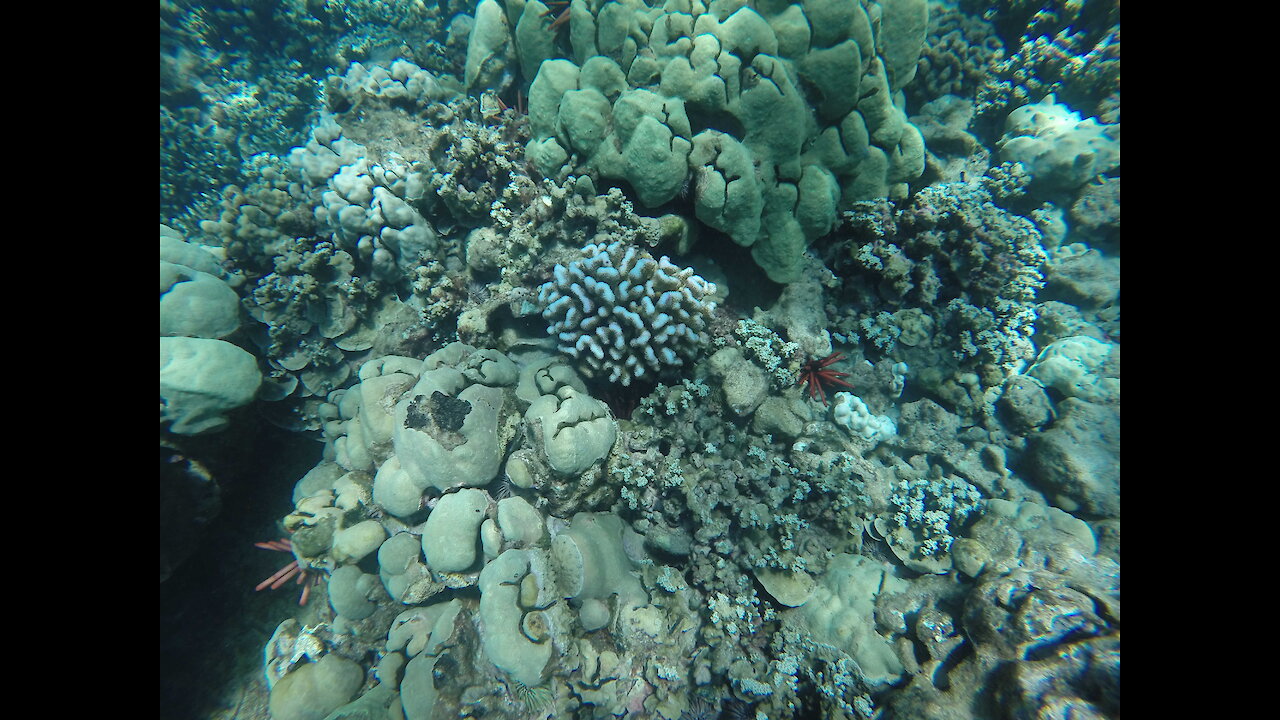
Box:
[161,1,1120,719]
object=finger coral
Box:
[537,241,716,386]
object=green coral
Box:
[499,0,931,282]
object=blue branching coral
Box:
[537,241,716,386]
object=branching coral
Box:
[832,173,1048,398]
[537,241,716,386]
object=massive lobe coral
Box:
[502,0,931,282]
[537,241,716,386]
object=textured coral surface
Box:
[160,3,1119,719]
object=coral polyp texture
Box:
[495,0,931,282]
[538,240,716,386]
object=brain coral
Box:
[537,241,716,386]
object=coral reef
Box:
[830,170,1050,415]
[968,0,1120,133]
[160,4,1120,720]
[907,1,1004,108]
[160,0,476,222]
[998,94,1119,198]
[496,0,930,282]
[537,240,717,386]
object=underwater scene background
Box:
[159,1,1119,718]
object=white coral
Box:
[832,392,896,443]
[537,241,716,386]
[998,94,1119,190]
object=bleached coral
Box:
[537,241,716,386]
[832,392,897,443]
[292,118,438,283]
[1026,335,1119,403]
[326,59,456,113]
[999,95,1119,192]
